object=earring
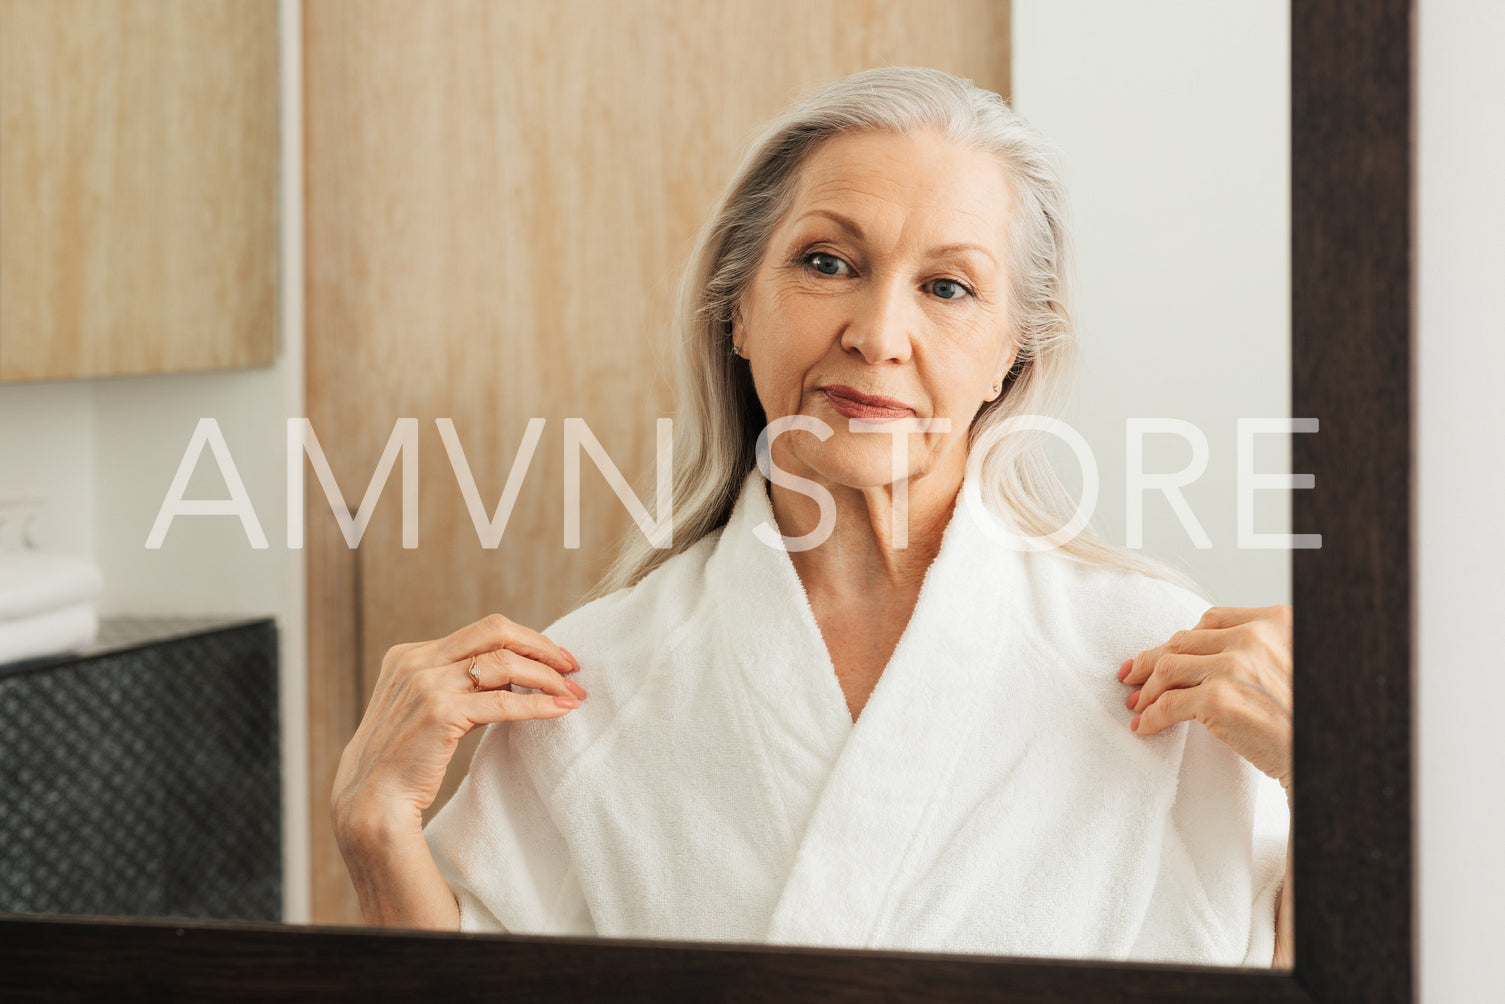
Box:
[730,340,743,358]
[991,382,1001,396]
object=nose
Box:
[838,279,914,364]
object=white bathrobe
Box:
[423,469,1289,965]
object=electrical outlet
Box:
[0,495,45,552]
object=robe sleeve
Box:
[422,720,594,936]
[1160,719,1290,967]
[1244,763,1292,966]
[1127,580,1290,966]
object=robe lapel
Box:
[759,480,1025,947]
[706,471,854,850]
[706,471,1183,954]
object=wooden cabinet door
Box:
[303,0,1010,925]
[0,0,278,381]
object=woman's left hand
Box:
[1118,604,1293,791]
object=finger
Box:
[1124,637,1175,686]
[1123,627,1233,687]
[426,614,575,675]
[1132,676,1293,782]
[463,686,581,725]
[378,640,431,680]
[1130,651,1213,713]
[453,649,587,700]
[1193,605,1271,630]
[387,640,427,662]
[1132,686,1194,735]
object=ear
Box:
[987,347,1020,401]
[726,305,746,358]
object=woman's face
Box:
[736,128,1017,495]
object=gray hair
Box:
[592,66,1200,598]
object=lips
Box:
[818,385,915,421]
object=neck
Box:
[769,465,962,602]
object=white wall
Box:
[0,381,96,559]
[1417,0,1505,999]
[0,0,309,925]
[1011,0,1291,608]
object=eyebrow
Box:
[793,208,999,266]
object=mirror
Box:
[1,0,1415,999]
[295,0,1294,965]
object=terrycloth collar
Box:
[704,469,853,754]
[700,469,1051,946]
[703,467,1032,740]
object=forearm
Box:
[336,809,461,931]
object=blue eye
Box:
[929,278,971,301]
[806,252,850,276]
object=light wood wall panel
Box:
[0,0,278,381]
[305,0,1010,925]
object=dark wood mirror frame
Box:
[0,1,1413,999]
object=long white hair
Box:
[592,66,1200,598]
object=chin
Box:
[786,440,920,493]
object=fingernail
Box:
[562,646,580,672]
[553,695,580,709]
[1125,689,1140,710]
[1117,659,1131,682]
[1130,714,1141,731]
[566,679,588,700]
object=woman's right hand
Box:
[330,613,585,842]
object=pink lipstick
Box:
[819,385,914,422]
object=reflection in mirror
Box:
[0,0,1293,972]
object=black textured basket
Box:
[0,618,281,922]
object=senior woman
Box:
[332,67,1293,966]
